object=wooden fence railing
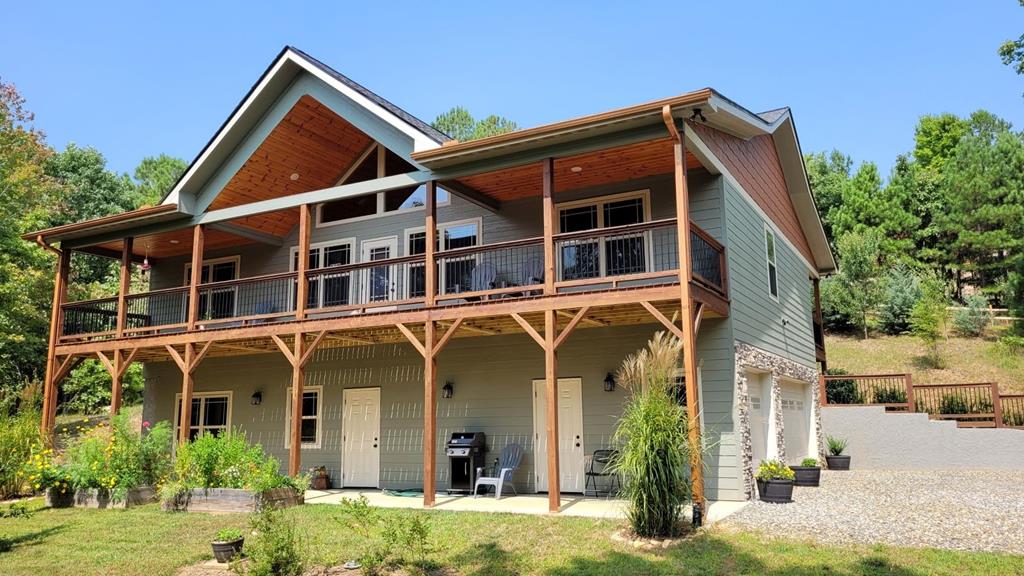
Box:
[820,373,1024,429]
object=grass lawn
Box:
[826,334,1024,395]
[1,499,1022,576]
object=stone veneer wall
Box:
[734,342,820,500]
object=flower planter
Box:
[73,486,157,509]
[825,455,851,470]
[212,537,245,563]
[790,466,821,487]
[756,478,794,503]
[45,488,74,508]
[163,487,303,513]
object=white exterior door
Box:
[532,378,585,493]
[342,388,380,488]
[747,371,770,466]
[781,381,811,464]
[360,237,398,303]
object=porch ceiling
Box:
[452,137,704,203]
[93,218,285,260]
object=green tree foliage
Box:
[878,264,922,335]
[431,106,518,141]
[820,230,885,338]
[910,274,950,368]
[1005,258,1024,335]
[804,150,852,246]
[998,1,1024,92]
[133,154,187,206]
[953,293,991,337]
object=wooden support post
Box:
[544,309,560,512]
[187,225,205,331]
[542,158,556,295]
[116,237,133,337]
[664,107,705,520]
[42,248,70,437]
[423,320,437,507]
[819,373,827,407]
[289,333,306,476]
[992,382,1003,428]
[905,373,914,412]
[425,181,437,308]
[296,205,312,320]
[178,343,195,444]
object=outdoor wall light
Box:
[441,381,454,399]
[604,373,617,392]
[251,391,262,406]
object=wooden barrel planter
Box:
[163,487,304,513]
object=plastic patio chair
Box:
[520,257,544,296]
[473,443,523,500]
[584,449,620,497]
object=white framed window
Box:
[182,256,240,321]
[555,190,652,281]
[403,218,482,296]
[284,386,323,449]
[764,225,779,300]
[174,391,232,443]
[290,238,356,310]
[316,144,450,227]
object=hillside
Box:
[825,334,1024,395]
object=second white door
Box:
[342,387,380,488]
[360,237,398,303]
[532,378,585,493]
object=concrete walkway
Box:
[305,489,747,524]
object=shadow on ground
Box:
[0,525,65,554]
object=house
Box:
[26,47,835,514]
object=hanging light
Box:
[140,247,151,275]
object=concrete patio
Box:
[304,489,747,523]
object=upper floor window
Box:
[405,219,481,296]
[317,145,449,226]
[765,226,779,299]
[290,240,355,309]
[556,191,650,280]
[183,257,240,320]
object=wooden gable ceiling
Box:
[454,138,703,202]
[209,94,375,237]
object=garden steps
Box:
[821,406,1024,470]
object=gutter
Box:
[35,235,62,258]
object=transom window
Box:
[285,386,322,449]
[556,191,650,281]
[290,240,355,309]
[765,226,779,299]
[174,392,232,442]
[405,219,481,296]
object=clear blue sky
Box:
[2,1,1021,179]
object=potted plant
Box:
[790,458,821,487]
[755,460,795,503]
[309,465,331,490]
[825,435,851,470]
[211,528,245,563]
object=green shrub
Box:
[939,394,970,415]
[756,460,794,481]
[999,335,1024,354]
[872,386,908,405]
[609,330,693,538]
[824,368,865,404]
[0,404,41,498]
[232,508,303,576]
[800,458,819,467]
[954,294,991,337]
[215,528,244,542]
[826,435,847,456]
[910,274,950,368]
[62,414,172,500]
[334,495,434,575]
[879,265,921,335]
[20,443,70,496]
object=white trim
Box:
[289,238,356,311]
[173,391,234,442]
[403,217,483,297]
[182,255,241,284]
[316,186,451,229]
[284,385,324,450]
[763,224,780,302]
[183,256,241,321]
[685,128,820,277]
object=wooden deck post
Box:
[544,309,560,513]
[110,350,124,416]
[905,373,914,412]
[178,343,195,444]
[41,248,70,437]
[423,320,437,507]
[664,108,705,520]
[819,373,827,407]
[542,158,556,295]
[289,333,306,476]
[116,237,133,337]
[295,205,312,320]
[425,181,437,308]
[187,225,205,331]
[992,382,1004,428]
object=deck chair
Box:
[464,262,498,301]
[520,257,544,296]
[473,443,523,499]
[584,449,620,497]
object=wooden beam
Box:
[423,320,437,508]
[110,350,123,416]
[438,179,501,213]
[693,302,705,336]
[544,309,560,513]
[395,323,426,358]
[53,355,83,383]
[432,318,463,356]
[556,309,606,327]
[510,313,545,348]
[190,341,214,371]
[42,248,70,437]
[542,157,556,295]
[119,348,139,377]
[95,350,116,379]
[425,181,437,308]
[553,307,590,350]
[186,225,204,331]
[442,321,496,336]
[115,237,133,337]
[207,222,284,246]
[640,301,685,341]
[288,332,305,476]
[178,343,195,445]
[165,345,186,372]
[325,334,375,345]
[299,330,328,367]
[295,204,312,320]
[270,334,296,366]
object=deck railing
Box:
[58,219,726,340]
[821,373,1023,429]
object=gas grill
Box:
[445,432,486,494]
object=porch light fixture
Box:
[251,390,263,406]
[290,172,300,181]
[169,239,179,244]
[604,372,616,392]
[441,381,454,399]
[570,166,583,173]
[140,251,151,275]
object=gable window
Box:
[291,240,355,310]
[174,392,232,442]
[404,219,481,296]
[183,257,240,320]
[285,386,322,449]
[556,191,650,281]
[764,226,779,299]
[317,145,449,226]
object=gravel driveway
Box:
[722,470,1024,554]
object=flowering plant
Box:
[20,445,70,495]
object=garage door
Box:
[748,372,769,466]
[780,381,810,464]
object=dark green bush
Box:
[939,394,970,415]
[872,387,908,405]
[824,368,865,404]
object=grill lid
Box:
[446,431,485,447]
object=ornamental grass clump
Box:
[610,330,694,538]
